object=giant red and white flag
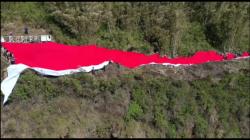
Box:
[1,42,249,104]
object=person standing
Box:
[9,32,13,42]
[24,25,29,35]
[10,54,15,64]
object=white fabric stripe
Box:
[1,64,29,104]
[1,61,110,104]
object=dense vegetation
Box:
[1,60,250,138]
[1,2,250,138]
[1,2,249,56]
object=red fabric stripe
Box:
[2,42,249,70]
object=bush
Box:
[125,101,143,122]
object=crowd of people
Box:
[1,26,27,64]
[1,46,15,64]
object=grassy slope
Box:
[1,59,250,138]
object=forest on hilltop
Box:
[1,2,249,56]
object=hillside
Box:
[1,58,250,138]
[1,2,249,55]
[1,2,250,138]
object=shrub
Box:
[125,101,143,122]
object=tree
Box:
[169,3,188,57]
